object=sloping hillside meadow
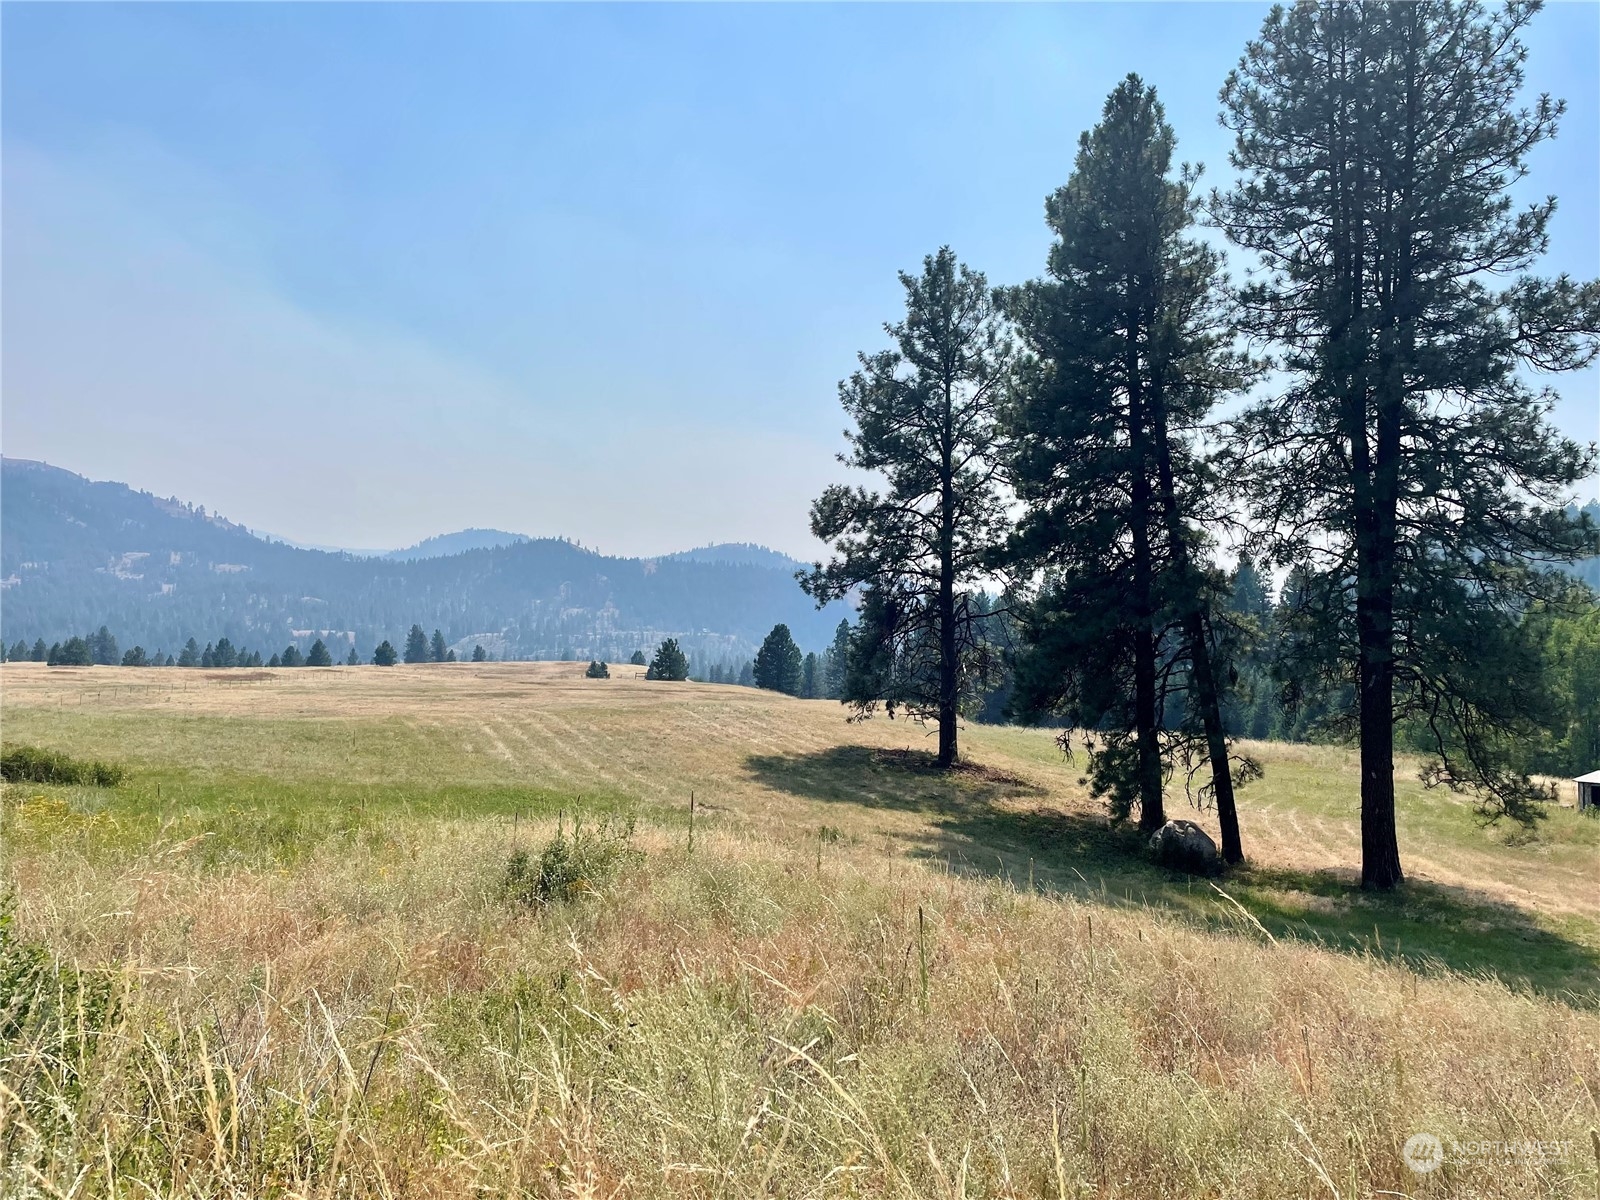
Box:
[3,662,1598,1198]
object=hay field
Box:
[3,661,1599,1198]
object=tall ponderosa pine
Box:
[1217,0,1600,887]
[372,640,398,666]
[431,629,448,663]
[1006,76,1256,847]
[802,248,1012,768]
[753,624,804,695]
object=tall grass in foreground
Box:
[4,810,1598,1199]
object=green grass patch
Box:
[1,745,124,787]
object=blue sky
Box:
[4,2,1596,558]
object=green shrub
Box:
[501,817,641,907]
[0,746,125,787]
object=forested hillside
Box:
[0,458,845,662]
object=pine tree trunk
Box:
[1132,623,1164,831]
[1127,335,1164,831]
[1356,592,1402,889]
[1149,390,1242,863]
[937,383,959,770]
[1184,609,1241,862]
[1351,348,1406,888]
[938,566,958,769]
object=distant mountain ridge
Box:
[384,529,530,561]
[661,543,807,571]
[0,458,844,664]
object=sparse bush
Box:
[0,746,124,787]
[501,817,640,907]
[585,660,610,679]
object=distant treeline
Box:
[2,622,495,670]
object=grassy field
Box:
[3,661,1598,1198]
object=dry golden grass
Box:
[3,661,1599,1198]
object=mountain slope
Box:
[0,458,845,662]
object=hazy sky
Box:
[4,2,1596,558]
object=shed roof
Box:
[1576,770,1600,785]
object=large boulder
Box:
[1148,819,1221,875]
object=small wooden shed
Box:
[1577,770,1600,813]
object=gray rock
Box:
[1148,819,1221,875]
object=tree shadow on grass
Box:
[745,746,1600,1006]
[745,744,1049,815]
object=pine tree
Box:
[121,646,148,667]
[372,641,398,666]
[1005,76,1256,843]
[431,629,448,662]
[201,642,216,668]
[52,636,92,666]
[802,248,1013,767]
[753,624,804,695]
[405,625,430,664]
[472,644,487,662]
[178,638,201,668]
[346,647,360,666]
[31,639,47,662]
[6,640,26,661]
[306,639,333,667]
[802,652,820,699]
[268,653,282,668]
[1222,555,1279,741]
[646,638,689,682]
[585,660,611,678]
[89,625,119,666]
[212,637,238,668]
[629,649,647,666]
[1216,0,1600,887]
[281,644,304,668]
